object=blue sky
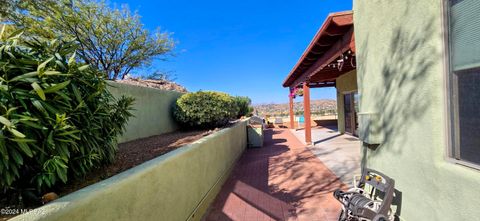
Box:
[117,0,352,104]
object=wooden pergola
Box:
[282,11,356,145]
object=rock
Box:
[115,78,188,93]
[41,192,59,204]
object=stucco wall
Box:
[336,92,345,133]
[336,70,357,133]
[107,81,182,143]
[247,126,264,147]
[12,120,248,221]
[354,0,480,220]
[336,70,358,93]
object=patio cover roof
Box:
[282,11,355,88]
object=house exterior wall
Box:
[354,0,480,220]
[336,70,357,134]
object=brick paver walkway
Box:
[203,129,347,221]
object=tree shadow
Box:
[356,5,438,152]
[356,6,440,218]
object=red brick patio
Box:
[203,128,347,221]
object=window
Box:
[447,0,480,165]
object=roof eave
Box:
[282,11,353,88]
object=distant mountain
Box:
[253,99,337,116]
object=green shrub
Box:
[233,96,253,118]
[173,91,238,129]
[0,32,134,195]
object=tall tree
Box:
[6,0,174,80]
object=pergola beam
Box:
[315,37,337,47]
[309,71,342,82]
[324,25,351,36]
[308,81,336,88]
[291,27,354,87]
[292,81,336,89]
[309,50,326,55]
[282,12,354,87]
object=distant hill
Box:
[253,99,337,116]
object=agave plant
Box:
[0,27,134,197]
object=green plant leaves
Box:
[31,101,46,116]
[0,138,8,160]
[0,25,5,40]
[37,57,53,75]
[44,80,70,93]
[31,82,46,100]
[173,91,241,129]
[232,96,252,118]
[8,128,25,138]
[43,71,62,76]
[0,33,134,193]
[10,71,38,82]
[68,51,76,65]
[77,64,89,71]
[10,148,23,165]
[17,142,33,157]
[0,116,12,127]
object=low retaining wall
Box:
[12,120,248,221]
[107,81,183,143]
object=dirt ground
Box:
[58,129,211,195]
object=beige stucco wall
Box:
[247,126,264,147]
[336,69,358,93]
[336,70,358,133]
[354,0,480,220]
[108,81,183,143]
[12,121,248,221]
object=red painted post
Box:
[289,94,295,129]
[303,83,312,145]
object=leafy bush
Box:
[233,96,253,118]
[0,32,134,195]
[173,91,239,129]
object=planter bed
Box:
[57,129,214,197]
[5,120,247,221]
[1,129,212,221]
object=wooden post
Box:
[289,93,295,129]
[303,83,312,145]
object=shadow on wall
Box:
[358,7,438,155]
[357,6,440,218]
